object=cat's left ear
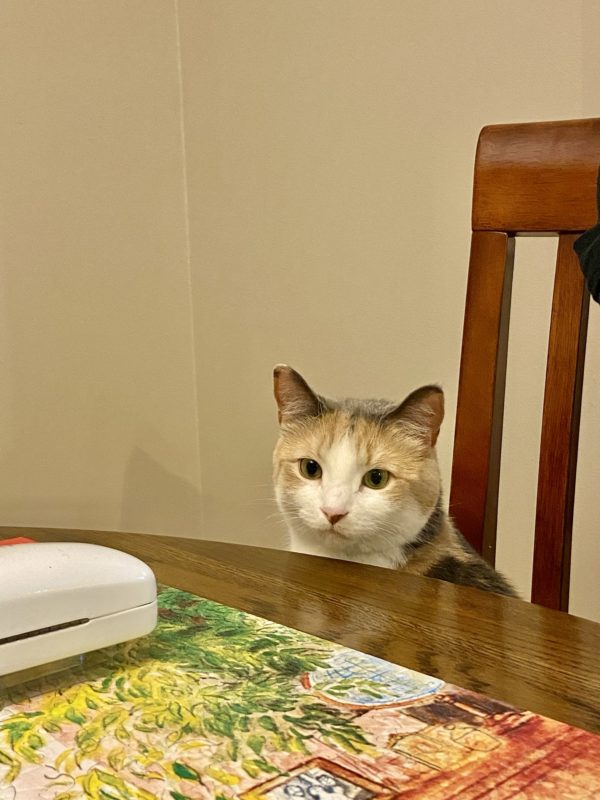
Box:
[385,385,444,447]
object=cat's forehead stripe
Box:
[320,411,373,458]
[322,434,357,480]
[316,411,405,469]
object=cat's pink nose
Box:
[321,508,348,526]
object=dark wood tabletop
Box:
[2,527,600,735]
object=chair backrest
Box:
[449,118,600,611]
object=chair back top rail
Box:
[473,118,600,232]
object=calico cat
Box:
[272,365,516,597]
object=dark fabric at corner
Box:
[574,167,600,304]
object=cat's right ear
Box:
[273,365,322,425]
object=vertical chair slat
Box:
[450,231,515,563]
[532,234,590,610]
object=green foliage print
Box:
[0,587,372,796]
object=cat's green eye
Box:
[363,469,390,490]
[299,458,322,480]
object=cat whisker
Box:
[264,511,287,523]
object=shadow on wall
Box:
[120,447,203,538]
[120,446,288,547]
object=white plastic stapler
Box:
[0,542,158,678]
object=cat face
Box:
[272,366,444,564]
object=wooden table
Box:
[3,527,600,736]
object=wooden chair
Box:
[449,118,600,611]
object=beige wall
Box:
[2,1,599,617]
[1,1,203,537]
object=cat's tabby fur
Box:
[273,365,516,598]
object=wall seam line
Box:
[174,0,204,515]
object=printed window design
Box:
[243,758,393,800]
